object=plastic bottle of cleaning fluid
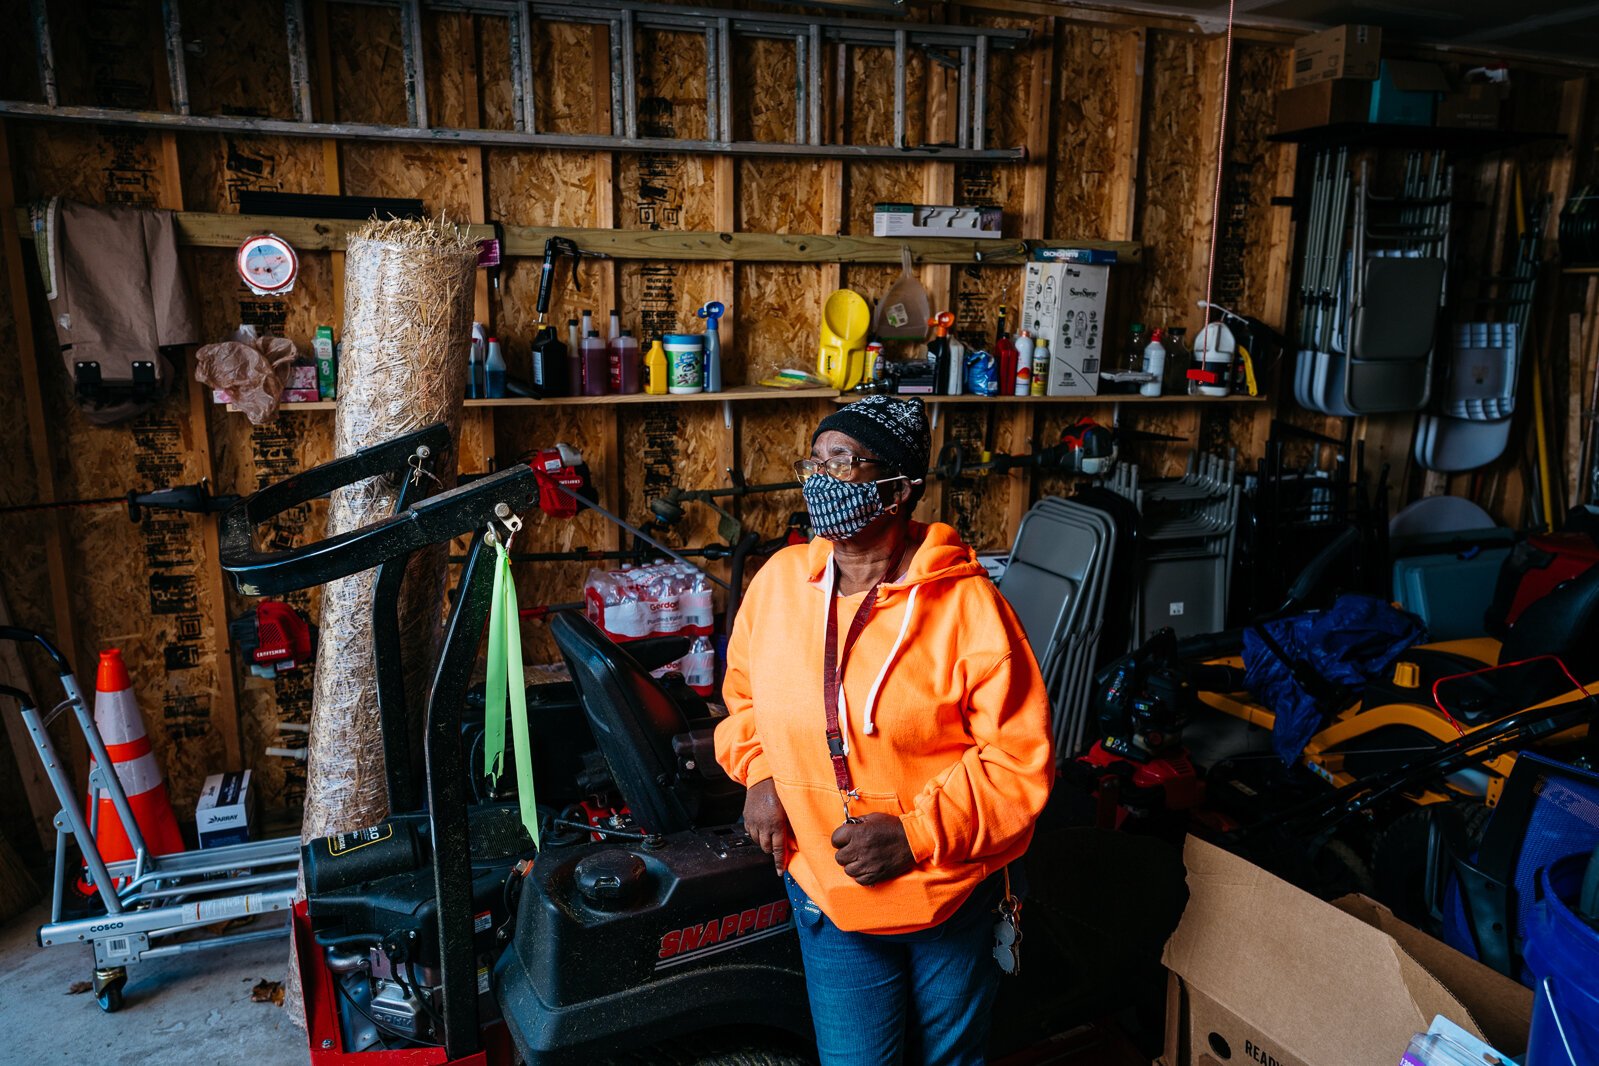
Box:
[581,331,609,396]
[700,310,724,393]
[1014,330,1035,396]
[567,318,582,395]
[613,329,641,394]
[484,336,507,398]
[532,325,568,396]
[644,339,669,396]
[1140,328,1167,397]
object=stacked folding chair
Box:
[1294,151,1452,418]
[995,498,1116,756]
[1102,452,1241,643]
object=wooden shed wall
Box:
[0,0,1594,838]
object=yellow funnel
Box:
[817,289,871,390]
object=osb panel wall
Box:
[1050,24,1136,242]
[0,213,58,852]
[739,402,826,550]
[15,3,1584,818]
[180,0,297,121]
[193,244,337,810]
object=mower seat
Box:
[549,612,740,835]
[1497,554,1599,679]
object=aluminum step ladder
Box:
[12,0,1029,161]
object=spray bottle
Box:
[697,301,725,393]
[1014,330,1035,397]
[644,339,669,396]
[485,336,508,398]
[1030,337,1049,396]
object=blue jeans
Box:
[784,873,1002,1065]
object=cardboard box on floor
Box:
[1158,837,1531,1066]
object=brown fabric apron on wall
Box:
[31,197,201,425]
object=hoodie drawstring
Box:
[862,585,917,736]
[820,551,921,742]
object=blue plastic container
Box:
[1523,854,1599,1066]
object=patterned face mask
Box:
[803,473,900,541]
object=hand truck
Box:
[0,627,299,1012]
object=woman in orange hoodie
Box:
[715,395,1055,1065]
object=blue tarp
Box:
[1243,594,1427,765]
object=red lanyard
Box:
[823,547,904,809]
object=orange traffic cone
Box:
[85,649,186,869]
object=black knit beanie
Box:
[813,395,931,482]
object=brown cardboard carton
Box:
[1159,837,1532,1066]
[1274,80,1372,134]
[1438,82,1508,129]
[1291,24,1382,87]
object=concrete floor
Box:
[0,903,308,1065]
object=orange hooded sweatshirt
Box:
[715,521,1055,934]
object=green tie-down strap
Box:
[483,538,540,848]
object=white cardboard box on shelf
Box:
[1021,261,1108,396]
[872,203,1003,239]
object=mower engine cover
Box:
[301,805,536,1049]
[496,830,809,1063]
[1485,532,1599,637]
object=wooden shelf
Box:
[833,391,1268,405]
[232,385,839,413]
[1564,266,1599,275]
[12,209,1141,266]
[1266,123,1562,153]
[248,387,1265,414]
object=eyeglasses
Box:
[793,455,892,482]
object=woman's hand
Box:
[743,779,792,874]
[831,814,915,886]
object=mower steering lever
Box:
[220,424,540,596]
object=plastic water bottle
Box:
[484,336,507,398]
[684,636,717,697]
[681,568,714,635]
